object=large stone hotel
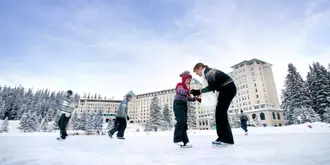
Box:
[75,58,285,130]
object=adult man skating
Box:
[57,90,75,140]
[108,94,132,139]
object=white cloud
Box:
[1,0,330,101]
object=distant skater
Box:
[57,90,75,140]
[108,94,132,139]
[239,110,249,135]
[191,63,237,146]
[173,71,201,147]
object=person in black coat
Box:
[190,63,237,145]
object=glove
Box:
[127,116,130,121]
[190,89,201,96]
[196,98,201,103]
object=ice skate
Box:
[182,142,193,148]
[175,142,192,148]
[117,137,125,140]
[56,137,65,141]
[245,131,248,136]
[107,131,113,138]
[174,142,184,146]
[212,141,232,147]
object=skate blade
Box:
[212,142,231,148]
[174,143,192,148]
[180,145,193,148]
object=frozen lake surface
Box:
[1,132,330,165]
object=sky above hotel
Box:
[0,0,329,99]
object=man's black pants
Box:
[58,113,71,139]
[109,117,127,138]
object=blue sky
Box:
[0,0,330,99]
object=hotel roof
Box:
[231,58,272,68]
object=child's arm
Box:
[176,84,189,96]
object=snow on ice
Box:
[0,121,330,165]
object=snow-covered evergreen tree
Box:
[1,116,9,132]
[145,96,163,132]
[79,112,88,130]
[230,113,241,128]
[0,98,5,119]
[30,111,40,132]
[294,107,321,123]
[323,106,330,123]
[281,63,315,125]
[40,118,50,132]
[10,86,24,120]
[18,110,40,132]
[18,111,31,132]
[47,105,57,122]
[16,88,33,120]
[94,109,104,130]
[306,62,330,121]
[51,111,61,130]
[162,104,172,130]
[86,112,95,131]
[328,63,330,79]
[1,86,16,119]
[144,120,153,132]
[187,102,197,129]
[69,112,80,130]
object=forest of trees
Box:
[0,86,104,132]
[281,62,330,125]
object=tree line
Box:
[281,62,330,124]
[0,86,106,132]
